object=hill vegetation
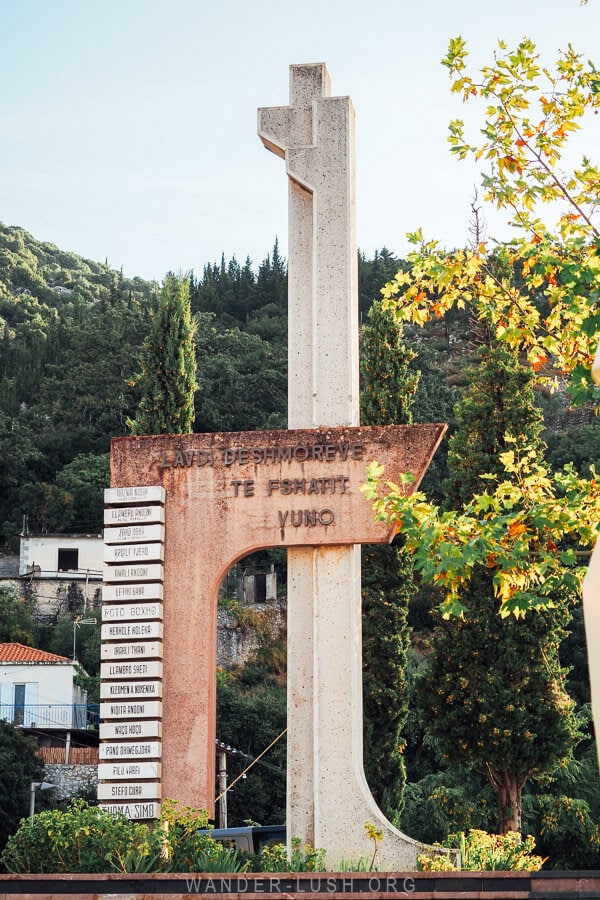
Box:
[0,221,598,864]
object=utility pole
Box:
[218,748,227,829]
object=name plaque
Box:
[98,761,161,780]
[100,720,162,740]
[100,700,163,719]
[102,602,163,622]
[105,486,165,505]
[104,523,166,545]
[100,801,160,820]
[100,680,162,700]
[102,583,164,603]
[101,622,163,641]
[100,741,161,759]
[101,642,163,661]
[97,781,162,801]
[104,505,165,526]
[101,661,163,680]
[104,543,165,564]
[103,563,164,583]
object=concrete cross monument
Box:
[97,63,445,869]
[257,62,436,868]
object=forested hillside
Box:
[2,223,595,550]
[1,222,599,862]
[0,226,290,547]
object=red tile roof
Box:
[0,642,71,664]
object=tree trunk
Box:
[497,771,522,834]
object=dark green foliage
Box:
[194,313,286,432]
[19,453,109,536]
[358,248,404,323]
[443,345,545,509]
[216,676,286,827]
[545,422,600,477]
[418,346,582,833]
[360,300,416,823]
[0,226,155,546]
[360,300,418,426]
[0,799,218,873]
[130,275,197,435]
[401,770,496,845]
[37,615,101,702]
[407,345,458,504]
[0,586,36,645]
[418,572,582,832]
[0,719,44,854]
[191,241,287,345]
[361,544,411,823]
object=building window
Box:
[13,683,25,725]
[58,548,79,571]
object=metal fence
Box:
[0,703,99,730]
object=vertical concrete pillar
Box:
[259,64,422,868]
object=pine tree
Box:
[418,344,582,833]
[129,275,197,435]
[360,300,418,425]
[360,300,419,823]
[443,345,545,509]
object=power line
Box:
[215,729,287,800]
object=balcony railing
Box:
[0,703,99,730]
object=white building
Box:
[0,642,89,730]
[18,534,103,620]
[19,534,103,581]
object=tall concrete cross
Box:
[99,62,444,869]
[259,63,422,868]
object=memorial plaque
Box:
[100,720,162,740]
[101,642,163,661]
[101,622,163,641]
[104,523,166,545]
[100,699,163,719]
[102,602,163,622]
[98,761,161,780]
[100,680,162,700]
[103,563,164,583]
[104,543,164,564]
[104,504,165,526]
[102,583,164,603]
[100,801,161,820]
[100,660,163,680]
[97,781,162,801]
[99,740,161,759]
[105,486,165,505]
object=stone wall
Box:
[44,763,98,801]
[217,599,285,669]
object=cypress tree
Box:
[443,345,544,509]
[129,275,197,435]
[360,300,419,824]
[418,344,582,833]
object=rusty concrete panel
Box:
[107,424,445,815]
[110,424,445,573]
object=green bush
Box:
[1,800,144,873]
[258,837,326,872]
[0,798,246,874]
[418,829,545,871]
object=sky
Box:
[1,0,599,283]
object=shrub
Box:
[418,829,545,871]
[1,800,142,873]
[258,837,325,872]
[0,798,247,874]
